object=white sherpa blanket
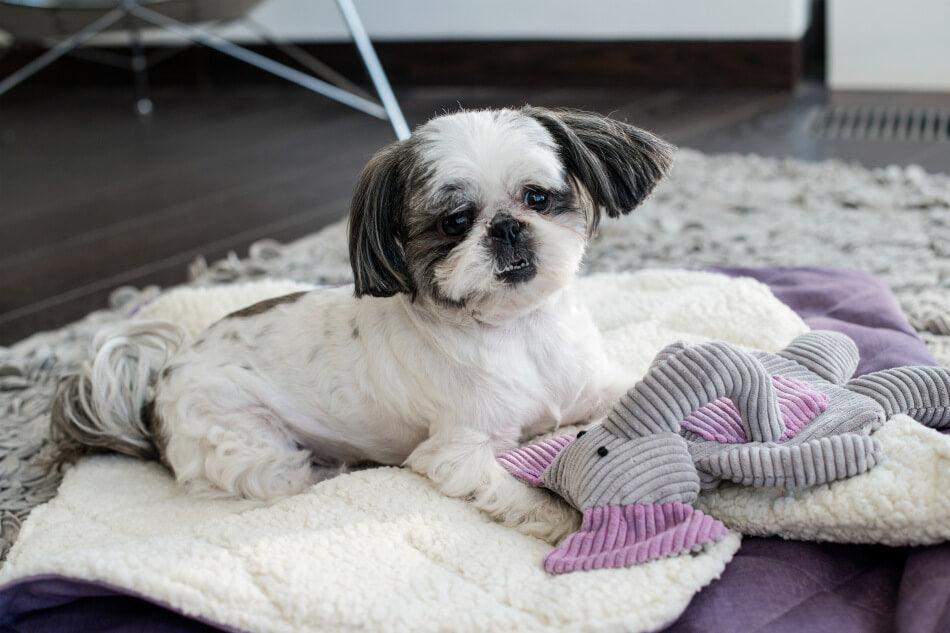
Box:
[2,270,946,632]
[1,271,787,633]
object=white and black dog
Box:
[53,107,673,542]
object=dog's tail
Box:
[51,319,183,462]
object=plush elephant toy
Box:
[499,331,950,574]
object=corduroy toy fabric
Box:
[499,330,950,574]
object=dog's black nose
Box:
[489,214,524,246]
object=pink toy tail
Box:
[497,435,574,486]
[544,503,729,574]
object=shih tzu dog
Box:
[53,107,673,542]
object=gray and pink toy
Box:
[499,330,950,574]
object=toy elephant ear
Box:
[544,501,728,574]
[777,331,859,385]
[498,435,574,486]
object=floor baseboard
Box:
[0,39,802,92]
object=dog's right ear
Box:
[348,142,414,298]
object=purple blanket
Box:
[0,267,945,633]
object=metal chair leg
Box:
[334,0,410,140]
[127,2,388,120]
[0,7,127,97]
[127,17,153,116]
[0,1,410,140]
[240,16,374,103]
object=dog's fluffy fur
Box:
[52,107,673,542]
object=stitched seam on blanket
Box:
[401,538,549,626]
[751,566,897,632]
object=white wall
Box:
[80,0,810,46]
[829,0,950,91]
[225,0,811,42]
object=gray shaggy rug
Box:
[2,149,948,562]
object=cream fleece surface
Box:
[2,270,810,633]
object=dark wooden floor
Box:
[3,82,950,345]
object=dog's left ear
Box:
[523,107,674,225]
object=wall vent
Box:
[809,105,950,142]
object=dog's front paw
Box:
[513,495,581,545]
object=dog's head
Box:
[348,107,674,322]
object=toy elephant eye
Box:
[597,446,609,457]
[576,430,587,438]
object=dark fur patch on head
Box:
[222,331,241,342]
[404,226,465,307]
[399,175,484,308]
[521,106,674,230]
[226,291,308,319]
[348,141,418,298]
[348,134,475,304]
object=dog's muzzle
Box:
[489,213,537,284]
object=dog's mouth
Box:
[495,258,537,284]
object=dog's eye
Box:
[523,188,550,212]
[440,210,472,237]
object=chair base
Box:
[0,0,410,139]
